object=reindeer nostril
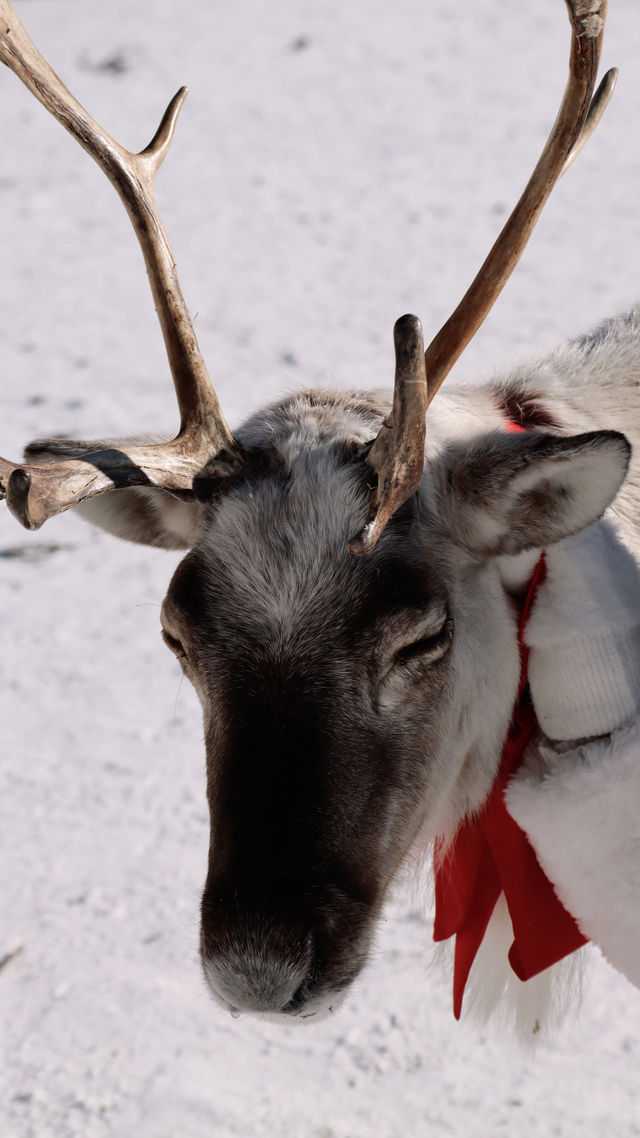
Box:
[281,982,309,1015]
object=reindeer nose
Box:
[202,944,312,1014]
[203,958,311,1016]
[200,899,314,1014]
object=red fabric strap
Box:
[433,550,588,1019]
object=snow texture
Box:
[2,0,640,1135]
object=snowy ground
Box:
[2,0,640,1135]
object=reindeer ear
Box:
[433,430,631,558]
[74,489,201,549]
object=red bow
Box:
[433,554,587,1019]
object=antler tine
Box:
[350,0,613,555]
[0,0,242,530]
[423,0,610,405]
[561,64,617,176]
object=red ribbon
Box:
[433,552,587,1019]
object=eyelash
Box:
[393,617,452,666]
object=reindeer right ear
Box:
[432,430,631,559]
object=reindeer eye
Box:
[392,614,452,669]
[161,628,187,660]
[376,612,452,712]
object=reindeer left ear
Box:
[432,430,631,558]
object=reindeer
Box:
[1,0,638,1023]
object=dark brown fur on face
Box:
[166,517,454,1015]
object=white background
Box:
[1,1,640,1134]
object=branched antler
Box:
[350,0,615,554]
[0,0,242,530]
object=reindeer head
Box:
[0,0,627,1017]
[161,391,629,1017]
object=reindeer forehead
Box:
[170,459,446,648]
[198,466,376,632]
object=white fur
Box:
[457,895,587,1042]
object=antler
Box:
[0,0,242,531]
[348,316,427,555]
[350,0,615,554]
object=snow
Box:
[1,0,640,1134]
